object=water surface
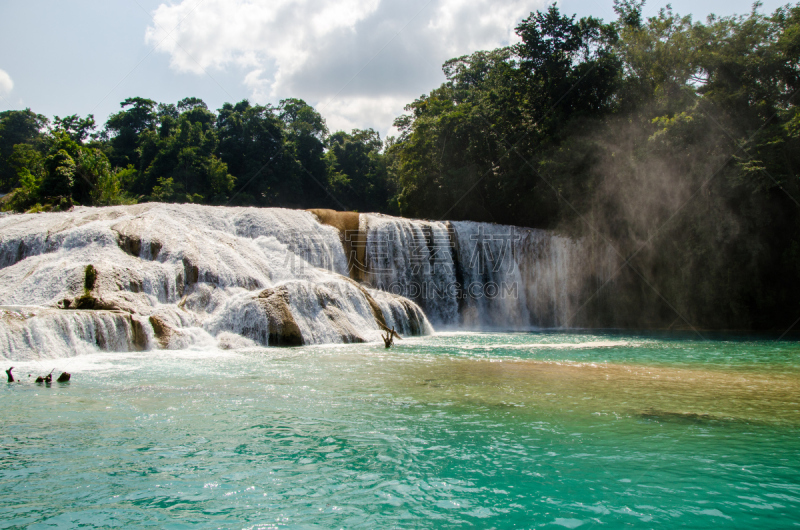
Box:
[2,331,799,528]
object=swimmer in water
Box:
[6,367,14,383]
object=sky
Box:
[0,0,791,140]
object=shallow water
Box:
[2,331,800,528]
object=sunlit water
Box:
[2,331,800,528]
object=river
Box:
[3,330,798,528]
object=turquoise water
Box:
[2,332,800,528]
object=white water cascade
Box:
[0,205,618,360]
[0,204,431,361]
[361,214,617,329]
[362,214,459,325]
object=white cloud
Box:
[321,95,410,138]
[0,69,13,97]
[428,0,528,57]
[146,0,540,134]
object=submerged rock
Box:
[638,408,719,424]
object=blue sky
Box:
[0,0,790,139]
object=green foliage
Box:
[207,156,235,200]
[9,144,45,188]
[43,148,77,198]
[3,95,394,212]
[150,176,178,203]
[105,97,157,168]
[94,166,137,206]
[215,100,286,205]
[6,168,41,212]
[53,114,96,144]
[325,129,389,212]
[279,98,328,139]
[0,109,48,191]
[84,264,97,291]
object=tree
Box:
[0,109,48,191]
[105,97,157,168]
[278,98,332,207]
[216,100,285,205]
[514,5,621,132]
[53,114,96,144]
[326,129,389,212]
[140,103,234,203]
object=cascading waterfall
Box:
[361,214,617,329]
[0,204,431,361]
[0,306,142,357]
[362,214,459,325]
[452,222,617,328]
[450,221,532,329]
[0,205,615,360]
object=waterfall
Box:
[0,205,615,360]
[451,222,616,328]
[362,214,459,325]
[0,204,431,361]
[450,221,531,329]
[361,215,616,329]
[0,306,147,358]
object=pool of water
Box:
[2,332,799,528]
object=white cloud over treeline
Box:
[145,0,539,135]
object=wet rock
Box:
[182,257,200,285]
[638,408,716,424]
[148,315,173,348]
[111,220,162,259]
[113,229,141,257]
[398,298,425,336]
[149,240,162,259]
[354,282,397,336]
[130,316,148,351]
[308,209,365,281]
[253,287,304,346]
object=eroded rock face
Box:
[130,316,148,351]
[206,280,401,347]
[253,287,303,346]
[148,315,173,348]
[308,209,366,281]
[111,217,163,260]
